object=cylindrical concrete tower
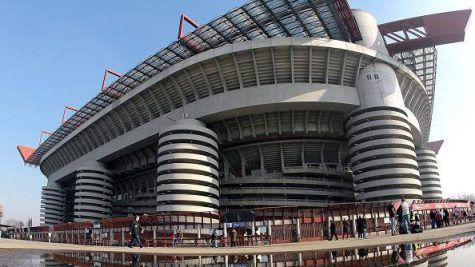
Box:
[157,119,219,212]
[347,9,422,201]
[416,148,442,199]
[41,183,66,225]
[73,163,114,222]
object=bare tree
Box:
[450,192,475,202]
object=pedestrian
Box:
[443,208,450,227]
[170,231,177,247]
[231,228,237,247]
[399,199,411,234]
[362,217,367,238]
[328,220,338,240]
[429,210,436,229]
[387,201,397,236]
[177,230,183,245]
[453,206,461,224]
[436,209,443,228]
[128,215,143,248]
[342,219,350,239]
[356,216,364,238]
[211,229,218,248]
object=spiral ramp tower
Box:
[156,119,220,213]
[346,10,422,201]
[40,183,66,225]
[416,148,443,199]
[73,163,114,222]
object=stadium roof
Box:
[20,0,361,166]
[19,1,470,166]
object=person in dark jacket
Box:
[356,216,364,239]
[443,209,450,227]
[429,210,436,229]
[211,229,218,248]
[328,221,338,240]
[128,215,143,248]
[387,201,397,236]
[342,219,350,239]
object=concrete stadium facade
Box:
[24,1,465,225]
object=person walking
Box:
[443,208,450,227]
[400,199,411,234]
[328,221,338,240]
[342,219,350,239]
[429,210,436,229]
[170,231,177,247]
[177,230,183,245]
[387,201,397,236]
[436,209,443,228]
[128,215,143,248]
[356,216,364,239]
[453,206,461,224]
[211,229,218,248]
[231,228,237,247]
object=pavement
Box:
[1,222,474,256]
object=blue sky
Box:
[0,0,473,225]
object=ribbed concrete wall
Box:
[157,119,219,212]
[41,185,66,225]
[416,148,443,199]
[347,107,422,201]
[73,164,114,222]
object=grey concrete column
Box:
[296,218,301,242]
[73,162,114,222]
[347,10,422,202]
[416,148,443,199]
[156,119,219,213]
[41,182,66,225]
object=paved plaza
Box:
[1,222,474,256]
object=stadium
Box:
[17,0,471,226]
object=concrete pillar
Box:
[121,227,125,246]
[267,220,272,244]
[351,215,357,238]
[296,218,301,242]
[74,162,114,222]
[110,228,113,243]
[374,217,379,236]
[156,119,219,213]
[270,254,273,266]
[298,253,303,266]
[197,225,201,239]
[153,227,157,240]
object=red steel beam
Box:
[101,68,123,98]
[332,0,362,42]
[61,105,78,125]
[39,130,52,146]
[379,9,471,55]
[178,14,199,39]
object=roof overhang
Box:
[17,145,36,163]
[427,139,444,154]
[378,9,471,55]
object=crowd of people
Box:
[125,201,471,247]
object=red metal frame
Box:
[39,130,52,146]
[101,68,123,97]
[332,0,362,42]
[378,9,471,55]
[61,105,78,125]
[178,14,199,39]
